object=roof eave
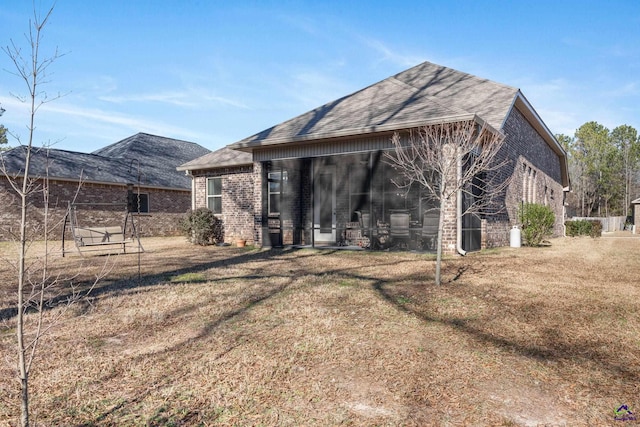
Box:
[0,174,190,191]
[177,160,253,172]
[228,113,479,152]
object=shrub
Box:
[565,219,591,237]
[565,219,602,238]
[520,203,555,246]
[589,220,602,238]
[180,208,222,245]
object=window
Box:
[268,171,286,215]
[522,163,528,202]
[139,194,149,213]
[128,190,149,213]
[207,177,222,214]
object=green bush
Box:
[565,219,591,237]
[520,203,555,246]
[589,220,602,238]
[565,219,602,238]
[180,208,222,245]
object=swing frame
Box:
[61,201,144,257]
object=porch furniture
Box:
[420,209,439,251]
[389,212,411,248]
[62,201,143,257]
[71,226,135,255]
[354,211,370,234]
[356,211,391,249]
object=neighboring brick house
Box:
[180,61,570,253]
[0,133,210,241]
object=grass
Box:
[0,234,639,426]
[169,272,207,283]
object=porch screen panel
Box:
[318,172,333,233]
[461,190,482,252]
[349,162,370,220]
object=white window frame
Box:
[207,177,222,214]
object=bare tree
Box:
[2,6,64,426]
[386,119,509,285]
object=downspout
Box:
[456,153,466,256]
[186,170,195,210]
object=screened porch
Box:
[261,150,483,251]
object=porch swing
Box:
[61,190,143,257]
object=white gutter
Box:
[456,151,466,256]
[185,169,196,210]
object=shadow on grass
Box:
[68,251,428,425]
[0,247,307,321]
[371,269,640,385]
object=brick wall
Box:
[187,108,566,252]
[485,107,566,247]
[0,177,191,241]
[192,164,257,245]
[440,144,459,254]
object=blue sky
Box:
[1,1,639,153]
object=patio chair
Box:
[389,212,411,248]
[355,211,371,236]
[420,209,439,251]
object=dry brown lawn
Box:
[0,233,639,426]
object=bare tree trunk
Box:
[435,195,446,285]
[17,62,36,427]
[387,120,508,285]
[3,6,58,426]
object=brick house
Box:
[177,147,255,244]
[0,133,210,241]
[179,61,570,252]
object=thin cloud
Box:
[276,12,318,36]
[99,92,197,107]
[280,69,354,109]
[39,102,202,140]
[605,81,639,97]
[358,36,424,68]
[99,88,249,109]
[200,92,250,109]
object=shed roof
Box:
[1,133,210,189]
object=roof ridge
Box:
[402,60,519,92]
[229,60,521,149]
[136,132,205,145]
[387,76,471,117]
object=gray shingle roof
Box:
[1,133,210,189]
[177,146,252,171]
[1,146,132,184]
[229,61,519,150]
[93,133,210,188]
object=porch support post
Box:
[310,158,315,248]
[254,161,265,247]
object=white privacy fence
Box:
[570,216,627,232]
